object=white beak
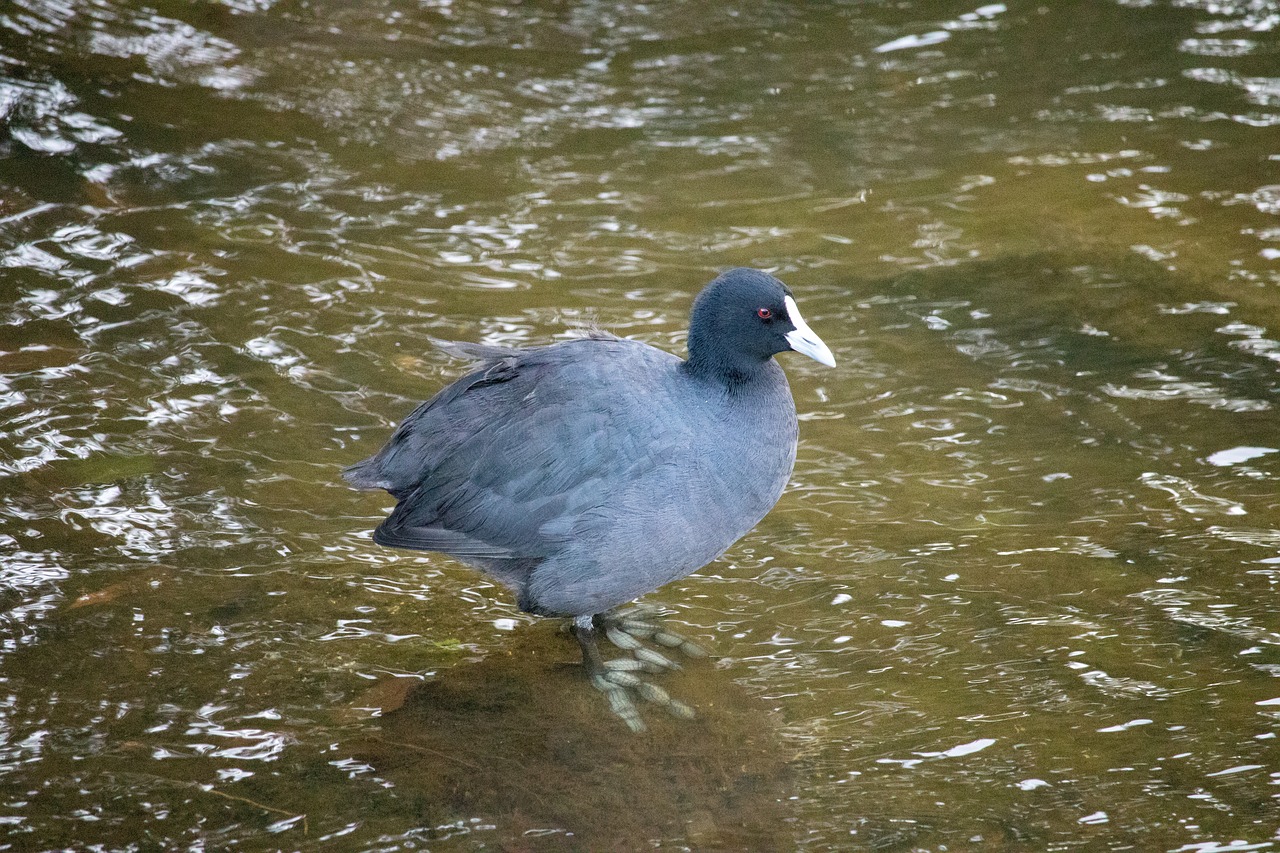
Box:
[783,295,836,367]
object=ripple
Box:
[1179,38,1258,57]
[1139,472,1247,516]
[1065,660,1173,700]
[873,3,1006,53]
[1133,588,1280,648]
[87,10,260,91]
[173,704,292,762]
[1102,375,1271,412]
[1185,67,1280,107]
[0,76,121,157]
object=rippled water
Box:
[2,1,1279,850]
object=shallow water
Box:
[2,0,1279,850]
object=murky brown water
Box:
[2,1,1279,850]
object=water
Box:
[1,0,1278,849]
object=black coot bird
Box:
[345,268,835,730]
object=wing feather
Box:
[347,336,684,565]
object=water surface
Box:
[2,1,1279,850]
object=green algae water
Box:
[1,1,1278,849]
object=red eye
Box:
[757,307,773,320]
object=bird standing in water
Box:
[345,268,835,730]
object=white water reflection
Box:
[1206,446,1278,467]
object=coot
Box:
[345,268,834,729]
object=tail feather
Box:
[342,458,389,491]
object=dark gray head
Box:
[684,268,836,382]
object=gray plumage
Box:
[345,267,834,621]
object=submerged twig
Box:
[116,772,308,835]
[199,785,309,835]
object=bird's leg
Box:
[572,613,607,673]
[571,612,695,732]
[573,614,643,732]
